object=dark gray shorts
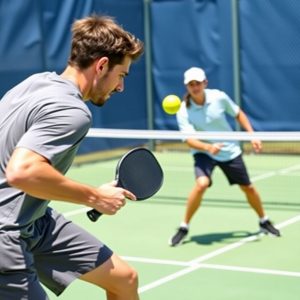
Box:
[193,153,251,186]
[0,208,113,299]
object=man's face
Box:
[90,56,132,107]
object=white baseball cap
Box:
[184,67,206,84]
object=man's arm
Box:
[5,147,136,214]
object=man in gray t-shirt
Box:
[0,72,92,228]
[0,15,143,300]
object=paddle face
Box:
[87,147,163,222]
[115,147,163,199]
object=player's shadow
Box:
[184,230,257,245]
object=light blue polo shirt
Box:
[176,89,242,161]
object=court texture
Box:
[47,146,300,299]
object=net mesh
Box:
[84,128,300,156]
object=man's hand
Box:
[92,181,136,215]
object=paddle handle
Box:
[86,209,102,222]
[87,179,120,222]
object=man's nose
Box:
[116,79,124,92]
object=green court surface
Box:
[47,151,300,299]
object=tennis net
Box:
[83,128,300,156]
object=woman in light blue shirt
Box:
[169,67,280,247]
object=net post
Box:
[231,0,241,131]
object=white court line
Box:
[275,214,300,229]
[251,163,300,182]
[137,214,300,293]
[122,256,190,267]
[188,234,259,265]
[122,258,300,278]
[251,171,277,182]
[199,263,300,278]
[279,164,300,174]
[138,264,201,293]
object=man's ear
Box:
[96,57,109,73]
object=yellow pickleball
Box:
[162,95,181,115]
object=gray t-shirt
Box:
[0,72,92,230]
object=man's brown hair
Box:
[68,15,144,69]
